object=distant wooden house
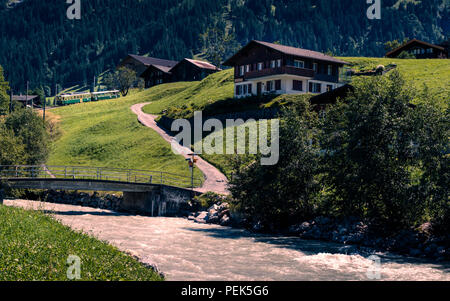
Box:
[12,94,41,107]
[118,54,220,89]
[117,54,178,81]
[140,64,174,88]
[385,39,448,59]
[170,58,221,82]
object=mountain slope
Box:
[0,0,448,91]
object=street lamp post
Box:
[186,153,198,193]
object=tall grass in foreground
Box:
[0,205,163,281]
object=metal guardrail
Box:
[0,165,203,189]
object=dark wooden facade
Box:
[140,65,173,88]
[385,39,448,59]
[224,40,347,84]
[117,54,178,78]
[170,59,220,82]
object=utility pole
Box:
[54,83,58,106]
[9,87,13,113]
[43,92,46,123]
[93,76,96,92]
[26,81,29,108]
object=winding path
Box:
[131,103,228,195]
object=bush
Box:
[230,70,448,234]
[229,98,321,229]
[320,71,427,230]
[1,108,49,165]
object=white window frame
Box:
[270,60,276,68]
[313,63,318,72]
[239,66,245,76]
[294,60,305,68]
[277,59,282,67]
[246,65,251,72]
[257,62,263,71]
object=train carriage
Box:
[56,90,120,106]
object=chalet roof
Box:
[140,64,174,78]
[183,59,221,71]
[126,54,178,68]
[223,40,349,66]
[385,39,446,57]
[12,95,39,102]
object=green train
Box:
[55,90,121,106]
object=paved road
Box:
[131,103,229,195]
[6,200,450,281]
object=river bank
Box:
[4,199,450,281]
[191,200,450,263]
[10,190,450,264]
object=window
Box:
[248,84,252,95]
[277,59,282,67]
[293,80,303,91]
[266,81,273,92]
[309,82,321,93]
[243,84,248,95]
[313,63,318,72]
[271,60,276,68]
[427,48,433,54]
[421,48,425,54]
[275,80,281,91]
[294,60,305,68]
[327,65,333,76]
[239,66,245,76]
[327,85,333,92]
[246,65,251,72]
[258,62,263,71]
[236,85,242,96]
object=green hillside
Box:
[342,57,450,108]
[49,58,449,182]
[0,204,163,281]
[48,83,204,183]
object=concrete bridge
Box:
[0,165,203,216]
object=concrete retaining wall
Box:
[122,185,195,216]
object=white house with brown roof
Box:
[223,40,350,98]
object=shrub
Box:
[229,98,321,229]
[320,70,442,231]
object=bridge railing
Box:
[0,165,204,189]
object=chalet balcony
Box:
[241,66,315,81]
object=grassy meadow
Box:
[48,57,448,183]
[0,205,163,281]
[341,57,450,109]
[47,82,203,182]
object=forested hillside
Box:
[0,0,448,91]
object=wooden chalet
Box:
[170,58,221,82]
[385,39,448,59]
[12,94,41,107]
[117,54,178,87]
[223,40,349,98]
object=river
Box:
[5,200,450,281]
